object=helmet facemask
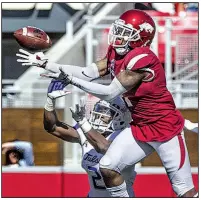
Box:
[89,101,116,134]
[89,98,131,135]
[108,19,141,55]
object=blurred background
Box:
[2,2,198,197]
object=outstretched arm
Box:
[71,70,145,101]
[16,49,108,81]
[43,108,80,143]
[44,69,145,102]
[43,79,81,144]
[46,57,108,79]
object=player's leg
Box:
[99,126,154,197]
[148,131,197,197]
[121,165,137,197]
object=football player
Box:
[43,79,136,197]
[16,9,198,197]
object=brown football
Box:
[13,26,52,52]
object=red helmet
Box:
[108,9,156,52]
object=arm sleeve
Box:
[71,76,127,101]
[13,141,34,166]
[45,62,100,82]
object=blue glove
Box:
[47,79,71,99]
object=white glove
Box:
[16,49,48,68]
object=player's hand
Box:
[41,68,73,86]
[47,79,71,100]
[16,49,48,68]
[70,99,86,122]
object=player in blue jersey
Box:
[43,79,136,197]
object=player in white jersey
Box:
[43,79,136,197]
[77,99,135,197]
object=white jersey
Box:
[78,128,136,197]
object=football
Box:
[13,26,52,52]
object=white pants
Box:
[99,126,194,196]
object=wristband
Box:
[78,118,92,133]
[73,123,79,130]
[44,97,55,111]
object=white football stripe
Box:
[22,27,27,36]
[126,54,148,70]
